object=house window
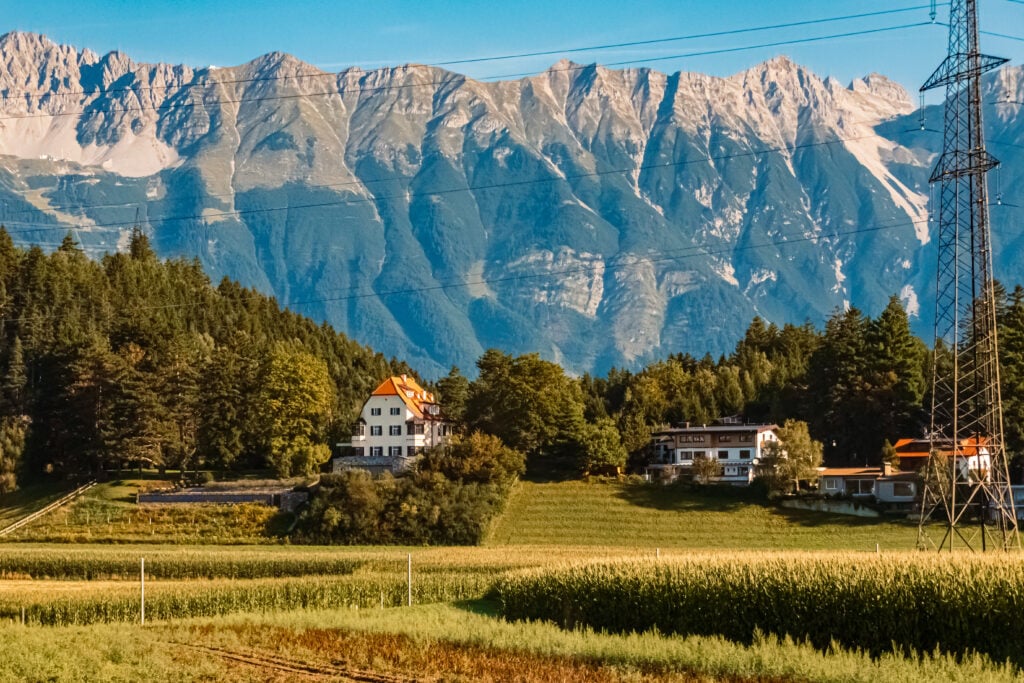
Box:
[719,435,732,443]
[739,450,751,459]
[390,407,401,415]
[389,425,402,436]
[825,479,838,490]
[408,422,425,436]
[370,446,383,457]
[354,423,365,437]
[738,466,748,475]
[694,450,706,459]
[389,446,402,457]
[370,425,382,436]
[893,482,914,497]
[718,450,729,460]
[850,480,874,495]
[370,407,381,416]
[352,447,364,457]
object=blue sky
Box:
[3,1,1022,101]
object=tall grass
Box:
[494,552,1024,664]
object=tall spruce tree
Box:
[807,307,871,464]
[864,295,927,451]
[999,285,1024,473]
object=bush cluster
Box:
[294,432,524,545]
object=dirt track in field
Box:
[171,642,427,682]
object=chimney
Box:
[401,374,407,383]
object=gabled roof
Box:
[819,467,882,477]
[369,374,442,420]
[894,436,990,459]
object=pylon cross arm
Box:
[921,53,1008,91]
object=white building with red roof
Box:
[333,374,453,474]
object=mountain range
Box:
[0,31,1021,377]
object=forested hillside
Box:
[0,227,409,491]
[6,221,1024,494]
[458,289,1024,472]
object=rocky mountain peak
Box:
[849,73,913,113]
[0,33,1018,377]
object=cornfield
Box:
[0,547,362,580]
[493,552,1024,664]
[0,571,494,626]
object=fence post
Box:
[407,553,412,607]
[140,557,145,625]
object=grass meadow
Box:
[0,477,1015,681]
[488,479,918,550]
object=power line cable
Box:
[1,127,1019,238]
[286,218,935,310]
[0,4,941,102]
[0,21,935,124]
[433,5,942,67]
[0,132,903,235]
[0,110,896,219]
[0,214,937,326]
[579,22,935,70]
[981,29,1024,42]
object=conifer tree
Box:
[865,295,927,448]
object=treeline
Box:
[436,290,1024,472]
[7,224,1024,494]
[424,296,927,471]
[0,228,412,492]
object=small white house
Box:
[332,375,452,474]
[818,467,882,497]
[873,474,918,506]
[648,421,779,485]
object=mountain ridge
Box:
[0,31,1020,378]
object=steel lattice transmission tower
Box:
[917,0,1018,551]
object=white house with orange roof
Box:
[332,374,453,474]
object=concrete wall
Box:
[780,498,880,518]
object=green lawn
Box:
[1,479,285,544]
[6,477,923,550]
[0,480,74,530]
[487,479,919,550]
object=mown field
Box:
[488,479,918,550]
[0,478,1013,681]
